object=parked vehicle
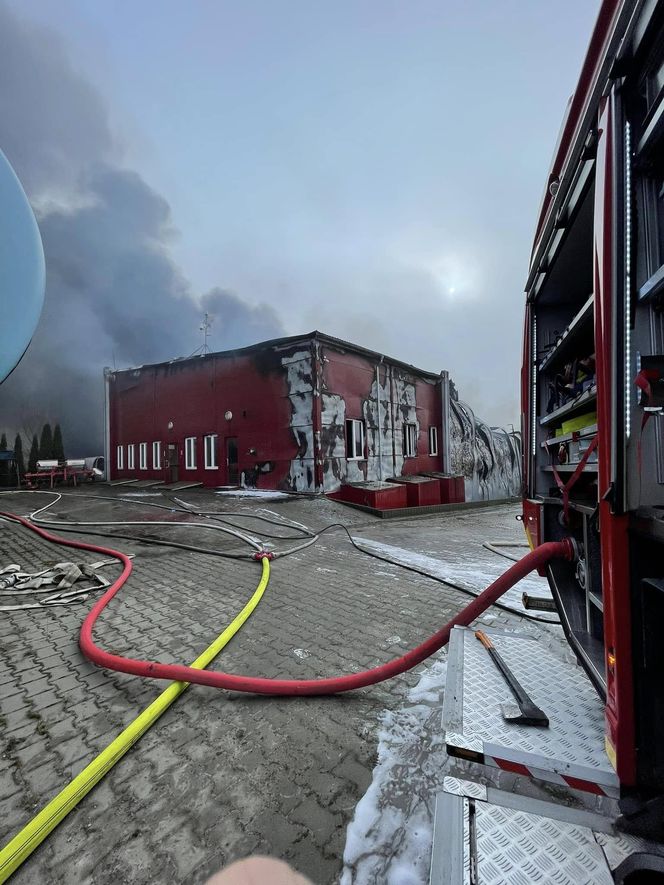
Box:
[84,456,105,480]
[522,0,664,832]
[23,458,101,488]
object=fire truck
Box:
[430,3,664,882]
[522,0,664,823]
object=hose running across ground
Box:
[1,511,574,696]
[0,547,270,883]
[6,491,559,623]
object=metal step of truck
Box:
[429,777,654,884]
[442,626,619,799]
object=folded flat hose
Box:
[2,513,573,696]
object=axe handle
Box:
[475,631,543,714]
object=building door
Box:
[167,443,179,483]
[226,437,238,485]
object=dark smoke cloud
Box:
[0,3,283,454]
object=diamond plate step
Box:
[430,778,617,884]
[442,626,618,797]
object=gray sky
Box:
[2,0,600,448]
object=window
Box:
[204,434,218,469]
[152,441,161,470]
[185,436,197,470]
[116,445,123,470]
[127,444,135,470]
[429,426,438,456]
[403,423,417,457]
[139,442,148,470]
[345,419,365,459]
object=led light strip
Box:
[625,120,632,440]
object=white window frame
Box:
[139,442,148,470]
[403,423,417,458]
[185,436,197,470]
[346,418,365,460]
[429,426,438,456]
[204,434,218,469]
[116,445,123,470]
[152,441,161,470]
[127,444,135,470]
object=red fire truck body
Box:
[522,0,664,828]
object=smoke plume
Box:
[0,3,283,454]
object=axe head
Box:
[500,703,549,727]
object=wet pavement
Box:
[0,487,554,883]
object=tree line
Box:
[0,423,65,480]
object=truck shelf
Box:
[543,463,598,473]
[539,295,594,374]
[541,423,597,447]
[542,495,597,515]
[540,385,597,427]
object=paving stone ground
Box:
[0,488,542,884]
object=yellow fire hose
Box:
[0,556,270,883]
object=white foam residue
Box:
[255,507,312,532]
[340,657,448,885]
[407,663,447,704]
[122,492,164,498]
[214,490,290,500]
[293,648,310,660]
[352,537,557,620]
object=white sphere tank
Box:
[0,148,45,383]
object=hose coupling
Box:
[254,551,274,561]
[561,536,578,562]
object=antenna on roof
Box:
[199,312,212,355]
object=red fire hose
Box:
[2,512,574,696]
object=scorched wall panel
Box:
[319,345,443,492]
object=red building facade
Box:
[105,332,448,493]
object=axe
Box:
[475,630,549,727]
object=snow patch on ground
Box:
[340,657,448,885]
[214,490,290,500]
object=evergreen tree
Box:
[0,434,7,484]
[28,434,39,472]
[13,434,25,480]
[39,423,53,460]
[52,424,65,462]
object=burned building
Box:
[105,331,521,500]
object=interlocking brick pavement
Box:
[0,489,543,883]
